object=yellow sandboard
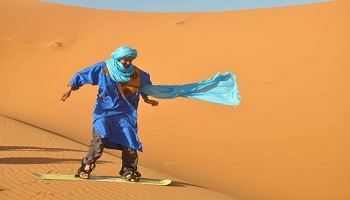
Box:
[30,172,171,186]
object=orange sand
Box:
[0,115,236,200]
[0,0,349,199]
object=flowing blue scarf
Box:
[105,46,137,83]
[142,72,241,106]
[105,46,240,106]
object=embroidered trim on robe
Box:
[103,67,141,98]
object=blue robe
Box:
[69,62,151,152]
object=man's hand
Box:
[61,85,73,101]
[144,99,159,106]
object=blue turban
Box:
[111,46,138,60]
[105,46,138,83]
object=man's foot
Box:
[74,158,95,179]
[119,168,141,182]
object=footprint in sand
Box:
[176,21,185,25]
[35,191,55,198]
[48,41,65,50]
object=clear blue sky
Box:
[41,0,331,12]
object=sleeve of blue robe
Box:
[69,62,105,90]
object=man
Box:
[61,46,158,182]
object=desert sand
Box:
[0,0,349,199]
[0,115,236,200]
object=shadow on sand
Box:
[0,157,112,165]
[168,180,207,189]
[0,146,85,152]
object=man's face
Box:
[120,57,135,68]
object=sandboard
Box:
[30,172,171,186]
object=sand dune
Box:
[0,115,237,200]
[0,0,349,199]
